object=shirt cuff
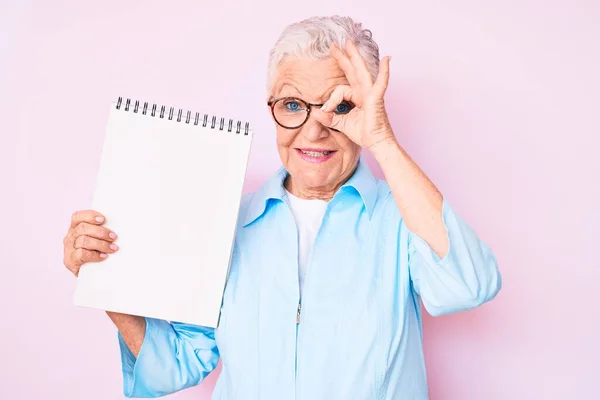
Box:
[118,317,168,398]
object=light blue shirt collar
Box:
[243,157,378,226]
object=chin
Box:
[292,168,337,188]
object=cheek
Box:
[336,134,360,157]
[276,127,297,148]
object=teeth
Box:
[301,150,331,157]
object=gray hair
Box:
[267,16,380,92]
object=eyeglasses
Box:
[267,97,354,130]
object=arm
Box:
[370,140,447,258]
[114,315,220,398]
[63,211,219,397]
[372,140,502,316]
[107,311,145,356]
[315,40,501,316]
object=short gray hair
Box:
[267,16,380,92]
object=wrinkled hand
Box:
[63,210,118,276]
[312,40,397,151]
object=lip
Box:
[294,148,337,164]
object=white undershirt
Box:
[285,190,328,298]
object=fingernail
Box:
[100,253,108,259]
[320,103,328,111]
[109,232,117,239]
[95,216,104,223]
[110,244,119,251]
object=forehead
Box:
[271,57,348,100]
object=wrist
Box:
[368,134,401,163]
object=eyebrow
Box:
[277,84,303,97]
[274,82,343,103]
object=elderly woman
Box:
[63,15,501,400]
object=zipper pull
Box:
[296,302,302,324]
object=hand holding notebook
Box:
[72,97,253,327]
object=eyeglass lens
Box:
[272,98,310,129]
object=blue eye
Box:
[284,101,303,112]
[334,102,353,114]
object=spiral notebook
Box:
[73,97,253,327]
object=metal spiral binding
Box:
[115,96,250,135]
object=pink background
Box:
[2,0,598,399]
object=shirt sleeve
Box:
[118,318,220,398]
[407,198,502,317]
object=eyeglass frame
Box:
[266,97,326,130]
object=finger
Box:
[330,42,359,88]
[71,248,108,269]
[321,85,355,112]
[345,39,374,87]
[74,235,119,254]
[312,108,347,133]
[71,210,105,228]
[74,222,117,242]
[373,56,391,97]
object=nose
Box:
[300,113,330,141]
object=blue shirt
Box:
[118,159,502,399]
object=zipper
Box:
[284,194,302,394]
[294,294,302,400]
[294,199,333,400]
[295,300,301,380]
[296,302,302,324]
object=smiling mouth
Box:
[298,149,335,157]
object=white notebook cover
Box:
[73,98,252,327]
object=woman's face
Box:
[269,57,361,198]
